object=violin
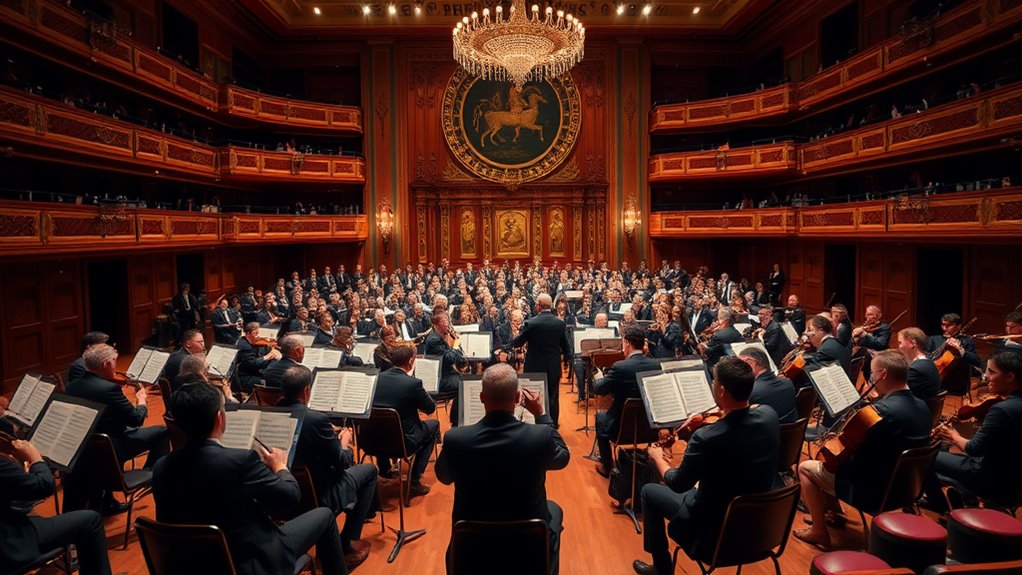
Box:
[955,394,1005,421]
[250,336,279,349]
[655,410,723,449]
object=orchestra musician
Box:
[358,309,388,339]
[328,326,365,367]
[312,314,335,347]
[697,308,743,368]
[852,305,890,381]
[831,304,853,349]
[173,282,200,333]
[285,306,311,334]
[212,297,243,344]
[738,347,797,424]
[262,335,304,389]
[689,296,713,337]
[898,327,942,400]
[256,296,282,327]
[803,314,852,377]
[236,322,283,393]
[926,313,981,395]
[646,306,685,359]
[373,326,400,372]
[768,264,785,305]
[423,310,467,426]
[68,331,110,382]
[794,350,931,551]
[174,354,238,407]
[634,357,779,575]
[165,329,206,392]
[511,293,571,427]
[925,352,1022,511]
[991,311,1022,359]
[781,295,806,336]
[755,305,793,368]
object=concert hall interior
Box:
[2,0,1022,574]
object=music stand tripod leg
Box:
[386,464,426,563]
[575,365,594,433]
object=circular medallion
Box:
[442,67,581,185]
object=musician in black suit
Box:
[68,331,110,383]
[634,357,780,575]
[64,344,169,512]
[512,293,571,426]
[165,329,206,393]
[738,347,797,423]
[277,366,376,570]
[898,327,941,400]
[436,363,570,575]
[1,439,114,575]
[927,352,1022,510]
[804,314,852,376]
[767,264,785,305]
[372,346,439,496]
[593,325,661,477]
[697,308,743,368]
[236,323,283,393]
[173,283,200,333]
[991,311,1022,360]
[689,297,713,337]
[262,335,304,388]
[782,295,806,336]
[831,304,853,348]
[336,265,352,292]
[312,315,335,347]
[320,266,338,293]
[409,303,431,334]
[852,305,891,381]
[212,298,242,344]
[756,306,793,368]
[795,350,930,550]
[925,313,981,396]
[153,383,345,575]
[423,311,466,426]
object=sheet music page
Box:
[31,401,98,468]
[661,359,705,372]
[461,379,486,426]
[220,409,259,450]
[353,342,377,365]
[138,350,170,384]
[301,347,324,369]
[675,371,717,416]
[21,380,55,426]
[452,324,478,334]
[336,372,374,414]
[298,333,315,348]
[309,371,344,412]
[608,320,620,330]
[811,364,858,414]
[254,411,298,453]
[125,348,153,380]
[462,333,491,359]
[205,346,238,378]
[572,329,590,355]
[414,357,441,394]
[319,349,343,369]
[617,303,633,314]
[825,364,860,410]
[730,341,778,372]
[257,327,277,340]
[8,373,41,417]
[514,377,545,424]
[641,373,688,425]
[734,320,751,333]
[780,322,799,344]
[564,290,583,300]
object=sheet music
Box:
[563,290,583,300]
[461,379,486,426]
[461,333,491,359]
[336,372,374,414]
[320,349,343,369]
[254,411,299,453]
[301,347,324,369]
[257,327,278,340]
[730,341,778,372]
[205,345,238,378]
[734,320,752,333]
[415,357,441,394]
[575,328,618,355]
[296,333,315,348]
[641,373,688,425]
[125,348,153,380]
[608,320,619,330]
[452,324,478,334]
[780,322,799,345]
[309,371,344,412]
[661,359,704,372]
[138,350,170,384]
[617,303,633,314]
[810,363,859,415]
[31,401,99,468]
[20,380,55,426]
[674,371,717,416]
[352,342,377,365]
[8,373,42,418]
[221,409,259,450]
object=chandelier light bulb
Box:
[616,4,624,14]
[362,5,371,14]
[642,4,652,15]
[388,5,396,15]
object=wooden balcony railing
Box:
[0,200,369,256]
[0,0,362,133]
[650,0,1022,132]
[649,188,1022,239]
[0,87,367,184]
[649,83,1022,181]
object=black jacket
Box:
[1,459,56,567]
[806,336,851,376]
[423,330,465,393]
[262,357,301,388]
[761,320,793,368]
[953,390,1022,504]
[703,326,743,367]
[236,337,274,391]
[749,372,797,424]
[66,372,147,437]
[511,311,570,381]
[372,367,437,448]
[593,352,662,439]
[277,399,358,513]
[907,357,941,400]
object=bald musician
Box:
[512,293,571,427]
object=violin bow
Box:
[886,308,910,330]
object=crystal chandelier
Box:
[452,0,585,89]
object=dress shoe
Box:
[101,500,130,516]
[344,539,370,571]
[594,463,610,479]
[378,468,395,480]
[409,481,431,497]
[632,560,661,575]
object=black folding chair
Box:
[450,519,550,575]
[82,433,154,549]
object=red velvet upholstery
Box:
[811,551,892,575]
[869,512,947,574]
[947,508,1022,564]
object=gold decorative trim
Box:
[442,161,475,182]
[544,158,580,182]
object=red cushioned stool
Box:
[811,551,892,575]
[868,511,947,574]
[947,508,1022,564]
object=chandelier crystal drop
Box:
[452,0,585,88]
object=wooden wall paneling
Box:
[128,255,155,351]
[4,263,46,387]
[205,251,223,298]
[969,247,1022,336]
[882,245,915,329]
[857,246,885,321]
[615,42,643,267]
[802,242,826,312]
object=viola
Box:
[955,395,1005,421]
[816,404,883,473]
[251,336,279,349]
[656,410,723,449]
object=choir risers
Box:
[649,188,1022,239]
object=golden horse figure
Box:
[475,87,547,148]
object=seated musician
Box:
[165,329,206,392]
[373,325,399,371]
[646,306,684,359]
[328,326,364,367]
[68,331,110,382]
[286,306,311,334]
[926,313,981,395]
[372,345,439,497]
[782,295,806,336]
[697,308,743,368]
[2,438,117,575]
[358,309,387,339]
[256,296,281,327]
[592,325,661,478]
[153,383,345,575]
[262,335,304,388]
[992,311,1022,359]
[852,305,890,381]
[803,314,851,377]
[393,309,418,342]
[64,344,169,513]
[435,363,569,575]
[831,304,853,348]
[409,302,431,334]
[236,322,283,393]
[277,366,376,570]
[423,310,467,426]
[312,314,335,347]
[755,305,792,368]
[794,350,931,550]
[212,297,243,344]
[574,312,610,403]
[174,355,237,407]
[926,352,1022,510]
[634,357,779,575]
[738,347,797,423]
[898,327,941,400]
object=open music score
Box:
[563,290,583,300]
[658,357,705,372]
[728,341,778,372]
[452,324,479,335]
[806,362,859,417]
[308,368,379,418]
[573,328,619,355]
[124,346,171,385]
[221,405,303,467]
[414,355,441,394]
[300,347,344,370]
[205,344,239,380]
[29,394,104,472]
[257,327,278,341]
[6,373,55,426]
[637,369,718,428]
[779,322,800,345]
[352,341,378,365]
[459,373,550,426]
[460,332,493,360]
[292,332,316,348]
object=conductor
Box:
[512,293,571,426]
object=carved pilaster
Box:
[573,205,582,258]
[440,206,450,260]
[482,205,492,259]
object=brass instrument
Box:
[973,333,1022,341]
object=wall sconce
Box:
[622,197,640,244]
[377,198,394,253]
